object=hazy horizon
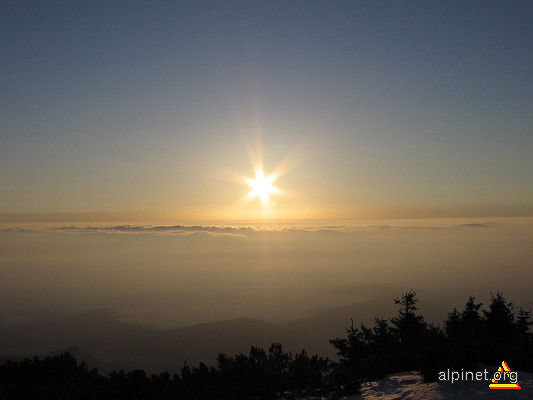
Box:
[2,216,531,329]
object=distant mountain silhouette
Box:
[0,293,463,373]
[282,296,398,359]
[0,311,298,373]
[1,291,531,398]
[149,318,297,372]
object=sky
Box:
[1,0,532,222]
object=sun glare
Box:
[245,170,278,205]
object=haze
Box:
[2,220,532,328]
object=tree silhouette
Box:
[445,296,483,368]
[390,289,426,369]
[1,290,531,398]
[483,292,515,362]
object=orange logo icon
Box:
[489,361,521,389]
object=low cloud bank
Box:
[0,220,506,236]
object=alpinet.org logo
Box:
[489,361,521,390]
[439,360,522,389]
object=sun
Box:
[245,170,278,205]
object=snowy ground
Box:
[344,370,532,399]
